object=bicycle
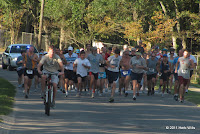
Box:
[43,72,58,116]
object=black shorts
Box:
[107,70,119,84]
[160,73,169,81]
[34,68,41,78]
[190,70,193,78]
[89,72,98,80]
[17,68,24,77]
[131,72,143,83]
[64,69,77,83]
[77,74,87,82]
[105,68,109,78]
[147,73,157,81]
[24,68,35,79]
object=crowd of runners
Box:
[15,41,197,107]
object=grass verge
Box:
[185,91,200,107]
[0,77,16,122]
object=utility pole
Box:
[38,0,45,49]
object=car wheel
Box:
[2,58,8,69]
[8,65,14,71]
[8,59,14,71]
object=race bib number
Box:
[149,68,154,72]
[122,71,129,75]
[182,70,188,74]
[26,69,33,74]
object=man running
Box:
[73,51,91,97]
[119,50,131,97]
[130,52,147,100]
[63,46,78,97]
[106,48,122,102]
[146,53,159,95]
[24,46,39,98]
[16,50,26,88]
[173,49,183,101]
[87,47,104,98]
[38,46,64,108]
[158,54,172,97]
[175,49,194,102]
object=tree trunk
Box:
[172,34,177,49]
[33,24,38,49]
[38,0,45,49]
[10,29,15,44]
[43,25,50,51]
[59,26,65,50]
[182,34,187,49]
[173,0,181,33]
[160,1,167,15]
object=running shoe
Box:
[25,94,28,99]
[133,96,136,100]
[18,84,22,88]
[109,98,114,103]
[185,89,188,93]
[147,90,151,96]
[51,101,55,109]
[151,89,155,95]
[105,88,108,92]
[99,93,102,97]
[174,95,178,101]
[125,91,128,97]
[65,92,69,97]
[91,93,95,98]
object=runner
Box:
[167,47,176,94]
[173,49,183,101]
[106,48,122,102]
[73,51,91,97]
[158,54,172,97]
[175,49,194,102]
[130,52,147,100]
[38,46,64,108]
[87,47,104,98]
[97,47,107,96]
[63,46,78,97]
[146,53,159,95]
[24,45,39,98]
[185,50,197,93]
[16,50,26,88]
[119,50,131,97]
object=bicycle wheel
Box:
[45,90,51,116]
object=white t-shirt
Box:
[107,55,122,72]
[64,53,78,70]
[74,58,91,77]
[189,55,197,70]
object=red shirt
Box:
[105,53,110,60]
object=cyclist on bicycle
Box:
[37,46,64,108]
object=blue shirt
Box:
[173,57,180,70]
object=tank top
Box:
[178,57,191,79]
[147,58,158,74]
[25,53,36,69]
[160,61,169,73]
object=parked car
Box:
[2,44,38,71]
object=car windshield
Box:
[10,45,38,53]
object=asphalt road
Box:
[0,55,200,134]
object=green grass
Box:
[0,77,16,122]
[185,91,200,107]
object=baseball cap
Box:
[162,48,168,52]
[136,52,142,56]
[170,47,175,51]
[163,54,168,57]
[68,46,73,51]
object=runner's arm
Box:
[175,59,180,73]
[58,61,64,75]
